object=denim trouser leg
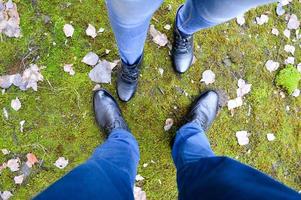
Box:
[105,0,163,65]
[34,129,139,199]
[172,122,215,170]
[90,129,140,186]
[106,0,277,64]
[177,0,278,35]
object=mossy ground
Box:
[0,0,300,199]
[276,64,300,94]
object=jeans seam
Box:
[177,4,192,33]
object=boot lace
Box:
[121,66,139,83]
[174,35,192,52]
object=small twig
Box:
[21,47,39,68]
[73,88,81,109]
[152,17,159,23]
[45,78,54,91]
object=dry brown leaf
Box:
[26,153,38,168]
[149,25,168,47]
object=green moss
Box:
[0,0,301,199]
[275,65,300,94]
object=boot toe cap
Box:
[117,81,136,102]
[173,54,193,73]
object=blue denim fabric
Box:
[34,129,139,200]
[176,0,277,35]
[105,0,163,65]
[34,124,300,199]
[105,0,277,65]
[90,129,140,186]
[172,122,215,170]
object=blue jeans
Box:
[34,129,140,200]
[35,123,300,199]
[34,122,213,199]
[172,122,215,170]
[105,0,276,65]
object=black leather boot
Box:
[117,55,143,102]
[171,18,194,73]
[186,91,220,131]
[93,89,129,135]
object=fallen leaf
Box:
[164,118,173,131]
[86,24,97,38]
[0,74,22,89]
[167,4,172,11]
[267,133,276,141]
[0,0,21,38]
[235,131,249,146]
[54,157,68,169]
[236,15,245,26]
[284,57,294,64]
[276,3,285,16]
[297,63,301,73]
[286,105,290,112]
[5,0,14,9]
[7,158,20,172]
[63,64,75,76]
[279,91,286,98]
[135,174,145,181]
[26,153,38,168]
[237,79,252,97]
[3,107,8,120]
[1,149,10,155]
[82,52,99,66]
[227,97,243,110]
[158,68,164,76]
[0,68,42,91]
[265,60,280,72]
[192,55,197,65]
[0,75,13,89]
[19,64,44,91]
[200,70,215,85]
[134,186,147,200]
[105,49,110,54]
[256,14,269,25]
[14,174,24,185]
[287,14,300,30]
[63,24,74,37]
[164,24,171,30]
[271,28,279,36]
[292,89,300,97]
[11,73,22,87]
[93,84,101,91]
[0,191,13,200]
[283,29,290,38]
[149,25,168,47]
[11,97,21,111]
[98,27,104,33]
[284,44,295,55]
[88,60,117,83]
[19,120,25,132]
